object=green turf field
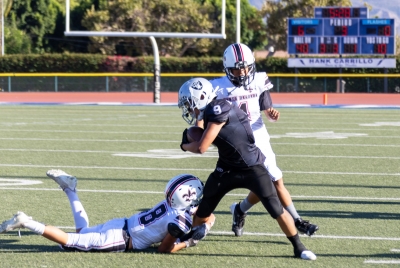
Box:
[0,105,399,267]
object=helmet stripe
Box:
[166,175,197,205]
[233,43,244,62]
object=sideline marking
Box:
[0,178,42,186]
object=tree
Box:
[261,0,352,50]
[81,0,214,56]
[10,0,62,53]
[4,15,32,54]
[196,0,268,56]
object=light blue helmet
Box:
[164,174,204,210]
[178,78,216,125]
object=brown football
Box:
[187,126,204,142]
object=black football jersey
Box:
[203,99,266,168]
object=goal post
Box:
[64,0,227,103]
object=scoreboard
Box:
[287,7,396,55]
[314,7,368,18]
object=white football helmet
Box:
[165,174,204,211]
[178,77,216,125]
[223,43,256,88]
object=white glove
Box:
[184,238,199,248]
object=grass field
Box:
[0,105,399,268]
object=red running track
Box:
[0,92,399,106]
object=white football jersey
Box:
[211,72,273,134]
[211,73,283,181]
[127,201,192,249]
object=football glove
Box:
[180,128,189,152]
[191,223,210,241]
[184,238,199,248]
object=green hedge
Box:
[0,53,399,74]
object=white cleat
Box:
[300,250,317,261]
[0,211,32,233]
[46,169,77,192]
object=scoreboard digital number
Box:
[287,15,396,55]
[314,7,368,18]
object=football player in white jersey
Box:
[208,43,319,237]
[0,170,215,253]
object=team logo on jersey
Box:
[191,81,203,90]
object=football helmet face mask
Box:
[178,78,216,125]
[223,43,256,88]
[165,174,204,211]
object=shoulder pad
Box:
[204,99,231,123]
[168,223,186,238]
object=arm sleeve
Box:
[263,73,274,90]
[259,90,273,111]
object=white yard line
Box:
[1,137,400,148]
[0,148,399,160]
[1,129,400,139]
[52,226,400,242]
[0,163,399,176]
[1,121,400,131]
[0,187,400,201]
[364,260,400,264]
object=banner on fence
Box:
[288,58,396,68]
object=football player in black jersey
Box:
[178,78,316,260]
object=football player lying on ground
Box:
[178,78,316,260]
[0,170,215,253]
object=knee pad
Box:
[262,195,283,219]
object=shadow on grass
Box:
[0,240,61,252]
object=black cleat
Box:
[295,218,319,236]
[230,203,247,237]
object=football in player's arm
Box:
[177,78,316,260]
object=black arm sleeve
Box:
[167,223,186,238]
[259,90,273,111]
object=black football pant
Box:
[196,164,283,219]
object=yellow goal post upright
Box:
[64,0,227,103]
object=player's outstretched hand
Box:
[180,128,189,152]
[266,107,280,122]
[191,223,209,241]
[184,238,199,248]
